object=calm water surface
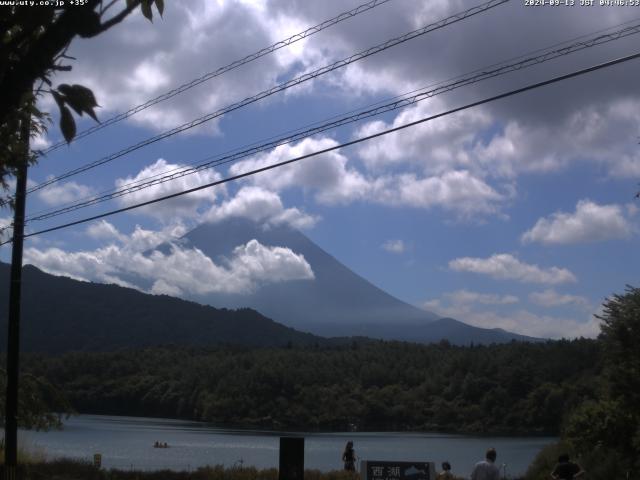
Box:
[21,415,554,477]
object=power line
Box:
[21,0,508,197]
[2,49,638,246]
[28,14,640,222]
[40,0,396,155]
[18,20,640,225]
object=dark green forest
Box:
[20,339,600,435]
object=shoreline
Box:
[58,412,559,438]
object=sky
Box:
[2,0,640,339]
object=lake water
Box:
[20,415,554,477]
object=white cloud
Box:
[522,199,633,245]
[356,99,492,175]
[228,137,368,204]
[423,300,600,339]
[31,132,51,150]
[54,0,287,133]
[230,137,506,217]
[529,289,591,310]
[444,289,519,306]
[205,186,318,229]
[37,180,94,206]
[229,239,315,285]
[370,170,506,217]
[449,253,576,285]
[24,223,314,296]
[86,220,126,243]
[0,215,13,242]
[114,159,223,220]
[382,239,405,254]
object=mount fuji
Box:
[152,218,536,344]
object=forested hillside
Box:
[21,339,600,434]
[0,264,326,352]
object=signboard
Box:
[361,461,436,480]
[93,453,102,468]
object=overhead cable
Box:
[2,49,637,246]
[40,0,396,155]
[20,21,640,224]
[22,0,508,197]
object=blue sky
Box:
[2,0,639,338]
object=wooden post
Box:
[4,112,30,476]
[279,437,304,480]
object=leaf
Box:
[57,84,100,122]
[76,10,102,38]
[141,0,153,21]
[59,106,76,143]
[155,0,164,17]
[126,0,136,8]
[51,91,65,109]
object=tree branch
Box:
[91,0,141,36]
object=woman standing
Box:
[342,441,357,472]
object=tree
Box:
[0,0,165,190]
[0,368,73,431]
[562,286,640,476]
[1,0,166,470]
[598,286,640,410]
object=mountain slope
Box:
[166,218,536,344]
[176,218,438,327]
[0,263,325,353]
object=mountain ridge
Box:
[0,262,327,353]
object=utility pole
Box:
[4,111,31,477]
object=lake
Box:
[20,415,554,477]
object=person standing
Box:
[470,448,500,480]
[342,441,356,472]
[550,454,585,479]
[438,461,453,479]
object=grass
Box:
[0,459,482,480]
[0,459,366,480]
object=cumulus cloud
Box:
[31,132,52,150]
[52,0,288,134]
[229,137,368,204]
[24,222,314,296]
[0,215,13,242]
[37,180,94,207]
[422,299,600,339]
[86,220,127,243]
[529,289,591,310]
[205,186,318,229]
[449,253,576,285]
[382,239,405,254]
[231,137,507,217]
[444,289,519,306]
[371,171,506,217]
[522,199,634,245]
[356,99,492,175]
[114,159,223,220]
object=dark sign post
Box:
[361,461,436,480]
[279,437,304,480]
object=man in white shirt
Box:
[470,448,500,480]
